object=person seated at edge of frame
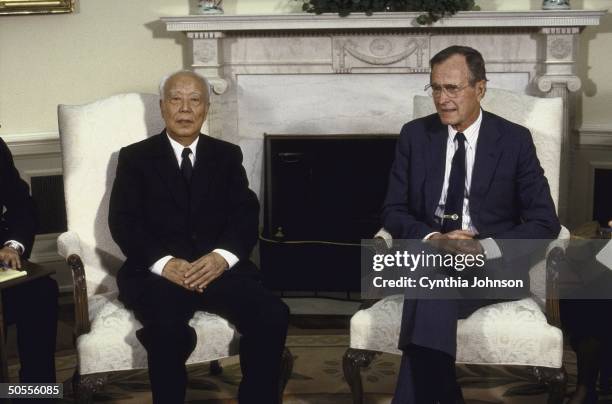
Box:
[560,219,612,404]
[382,46,560,403]
[108,70,290,404]
[0,137,59,385]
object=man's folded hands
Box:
[428,230,484,256]
[161,252,229,292]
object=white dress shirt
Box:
[426,110,501,258]
[148,134,239,276]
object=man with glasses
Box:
[382,46,560,403]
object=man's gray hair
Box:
[159,70,212,102]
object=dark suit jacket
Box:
[383,110,560,242]
[384,111,561,353]
[108,131,259,304]
[0,137,37,259]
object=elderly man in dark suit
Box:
[0,137,58,383]
[108,70,289,404]
[383,46,561,403]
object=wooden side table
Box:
[0,261,55,383]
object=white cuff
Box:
[150,255,173,276]
[423,232,441,241]
[4,240,25,255]
[374,228,393,249]
[213,249,239,270]
[480,238,502,260]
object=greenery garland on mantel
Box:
[296,0,479,25]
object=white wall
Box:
[0,0,188,135]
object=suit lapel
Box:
[424,118,448,222]
[189,134,216,213]
[469,111,503,219]
[152,131,190,212]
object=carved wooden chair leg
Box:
[209,360,223,376]
[278,347,294,403]
[343,348,380,404]
[532,366,567,404]
[72,371,108,404]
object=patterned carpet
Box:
[9,334,611,403]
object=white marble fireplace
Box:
[162,10,606,222]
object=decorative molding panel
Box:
[332,35,429,73]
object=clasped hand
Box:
[161,252,228,293]
[428,230,484,256]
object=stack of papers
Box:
[0,268,27,283]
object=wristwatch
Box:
[4,241,23,255]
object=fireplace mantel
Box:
[162,10,605,31]
[161,10,606,221]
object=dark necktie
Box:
[441,132,466,233]
[181,147,193,184]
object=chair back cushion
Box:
[413,88,563,208]
[58,93,165,296]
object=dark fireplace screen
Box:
[593,168,612,227]
[260,134,398,293]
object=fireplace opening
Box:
[260,134,398,293]
[593,168,612,227]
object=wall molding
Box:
[576,124,612,148]
[3,131,60,156]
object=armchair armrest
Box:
[545,225,570,328]
[57,231,90,337]
[58,230,82,259]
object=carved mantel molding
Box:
[161,10,606,221]
[162,10,605,32]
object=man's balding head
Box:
[159,71,210,146]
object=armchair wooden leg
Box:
[278,347,294,403]
[342,348,380,404]
[532,366,567,404]
[72,370,108,404]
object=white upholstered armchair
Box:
[343,89,570,404]
[57,93,292,402]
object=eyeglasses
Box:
[424,83,471,98]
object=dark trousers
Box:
[2,276,59,383]
[126,270,289,404]
[392,345,460,404]
[392,299,495,404]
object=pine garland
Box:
[297,0,478,24]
